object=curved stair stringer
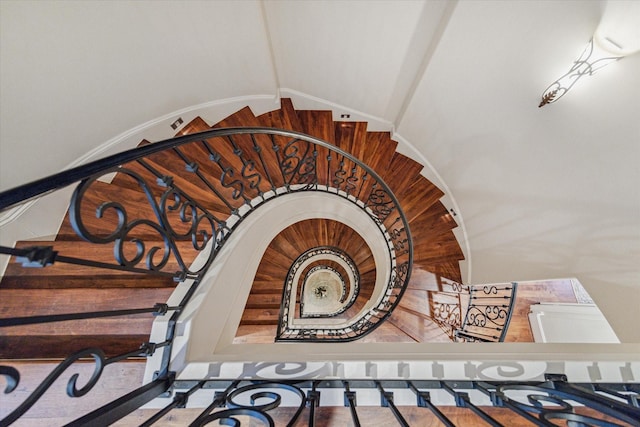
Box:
[145,191,395,380]
[390,131,470,283]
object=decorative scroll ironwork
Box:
[0,344,169,426]
[70,378,640,426]
[273,137,318,189]
[278,246,368,340]
[285,246,359,320]
[431,297,462,338]
[302,265,346,303]
[441,279,469,293]
[0,126,415,423]
[365,184,396,224]
[455,283,518,342]
[69,167,228,279]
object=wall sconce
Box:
[539,1,640,107]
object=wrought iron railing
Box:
[137,376,640,426]
[4,371,638,426]
[278,246,365,340]
[0,127,414,424]
[455,282,518,343]
[290,246,360,320]
[428,290,463,339]
[0,129,636,425]
[0,127,411,336]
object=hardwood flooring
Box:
[504,278,578,343]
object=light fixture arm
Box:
[539,39,621,107]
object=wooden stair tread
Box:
[397,289,432,316]
[0,288,173,314]
[175,116,211,136]
[409,201,458,238]
[413,232,465,263]
[213,106,260,128]
[245,293,282,309]
[256,98,305,133]
[0,335,150,359]
[357,131,398,173]
[334,121,368,157]
[240,308,280,325]
[398,175,445,223]
[0,240,190,288]
[407,269,440,291]
[0,288,172,347]
[249,283,285,295]
[378,152,424,195]
[297,110,335,145]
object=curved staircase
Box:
[0,99,465,358]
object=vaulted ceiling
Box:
[1,0,638,342]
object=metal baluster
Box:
[226,134,263,202]
[250,133,277,191]
[307,381,320,427]
[376,382,409,427]
[140,380,206,426]
[326,153,332,190]
[409,382,455,427]
[188,380,240,427]
[442,381,504,427]
[172,144,240,212]
[356,171,368,202]
[343,382,361,427]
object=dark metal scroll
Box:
[0,345,167,426]
[188,381,306,427]
[69,167,227,279]
[280,246,360,332]
[148,378,640,426]
[0,126,415,423]
[429,292,462,339]
[456,283,518,342]
[0,366,19,394]
[300,265,348,316]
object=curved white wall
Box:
[2,1,638,343]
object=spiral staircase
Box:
[1,100,637,427]
[0,99,464,358]
[0,98,468,359]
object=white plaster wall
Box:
[0,0,277,191]
[2,0,639,346]
[397,0,640,342]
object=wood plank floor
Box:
[504,278,578,343]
